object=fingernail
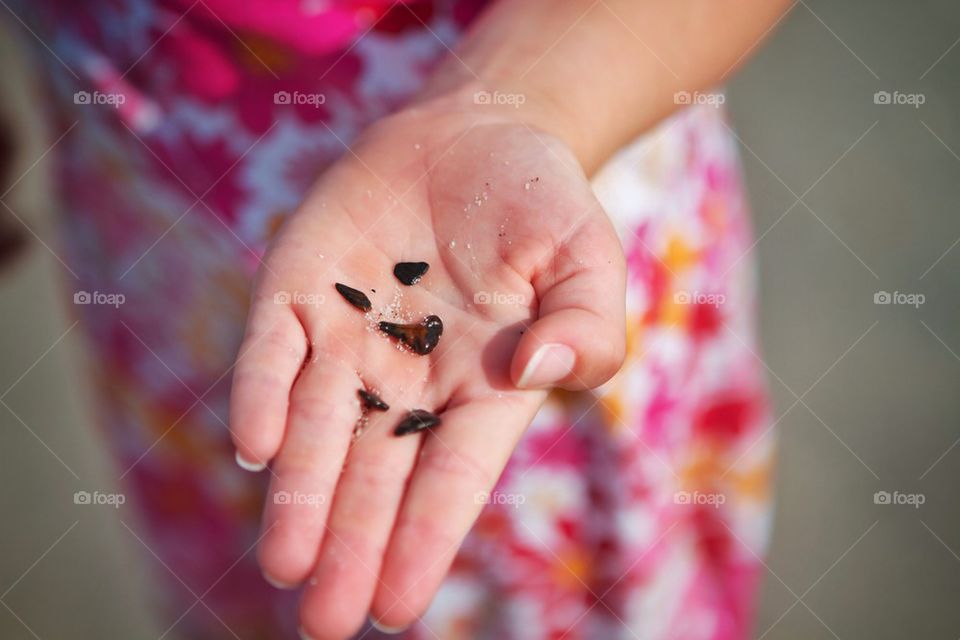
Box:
[263,572,298,590]
[369,615,409,634]
[517,343,576,388]
[235,450,267,472]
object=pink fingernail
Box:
[235,450,267,472]
[517,343,576,388]
[369,616,409,634]
[263,572,298,590]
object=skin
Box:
[228,1,794,637]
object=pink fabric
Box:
[12,0,774,637]
[164,0,406,54]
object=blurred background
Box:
[2,1,959,638]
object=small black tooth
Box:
[393,262,430,286]
[335,283,372,312]
[394,410,441,436]
[377,315,443,355]
[358,389,389,412]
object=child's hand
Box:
[229,97,626,639]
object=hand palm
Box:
[230,110,625,638]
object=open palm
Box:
[229,105,626,639]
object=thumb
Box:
[510,219,627,390]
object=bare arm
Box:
[422,0,794,172]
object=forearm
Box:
[419,0,793,173]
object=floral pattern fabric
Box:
[10,1,773,638]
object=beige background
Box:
[2,1,959,638]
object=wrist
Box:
[410,79,594,173]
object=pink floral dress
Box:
[11,1,773,638]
